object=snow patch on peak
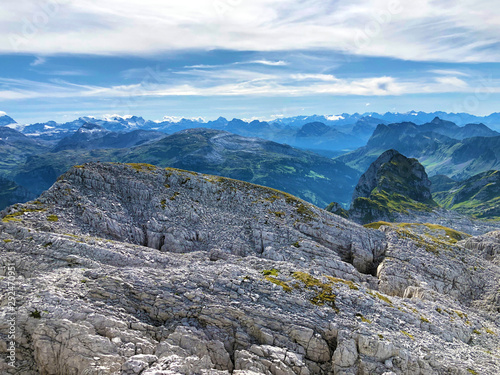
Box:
[162,116,205,123]
[102,114,134,121]
[326,115,345,121]
[0,111,7,116]
[5,123,24,131]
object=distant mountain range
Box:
[337,118,500,180]
[0,126,50,176]
[52,123,164,152]
[0,113,17,127]
[4,110,500,155]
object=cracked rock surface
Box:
[0,162,499,374]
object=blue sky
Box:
[1,0,500,124]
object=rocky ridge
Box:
[0,162,499,374]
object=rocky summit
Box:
[348,150,436,225]
[1,162,500,374]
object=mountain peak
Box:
[349,150,436,224]
[0,113,17,127]
[297,121,331,137]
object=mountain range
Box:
[1,162,499,374]
[5,110,500,154]
[51,123,164,152]
[337,117,500,180]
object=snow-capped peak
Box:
[162,116,205,123]
[102,114,135,122]
[326,115,345,121]
[0,112,19,128]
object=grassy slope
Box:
[433,170,500,220]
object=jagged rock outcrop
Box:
[325,202,349,219]
[348,150,436,224]
[0,163,499,374]
[351,149,433,204]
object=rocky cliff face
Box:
[0,163,499,374]
[349,150,436,224]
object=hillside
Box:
[433,170,500,220]
[14,128,360,208]
[0,163,499,374]
[0,126,51,177]
[0,177,35,210]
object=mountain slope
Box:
[433,170,500,220]
[0,176,35,210]
[15,129,360,207]
[0,126,51,176]
[1,163,499,374]
[348,150,437,224]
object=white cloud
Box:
[435,76,469,88]
[0,0,499,62]
[30,56,46,66]
[183,64,219,69]
[0,68,498,103]
[429,69,470,77]
[249,60,288,66]
[0,111,7,115]
[292,74,339,82]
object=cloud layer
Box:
[1,64,497,102]
[1,0,500,62]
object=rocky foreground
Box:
[0,163,499,374]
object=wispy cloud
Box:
[1,0,499,62]
[30,56,46,66]
[429,69,470,77]
[248,60,288,66]
[291,74,339,82]
[1,69,495,102]
[434,76,469,88]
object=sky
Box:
[1,0,500,124]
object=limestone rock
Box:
[0,162,499,375]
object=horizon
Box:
[3,109,500,127]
